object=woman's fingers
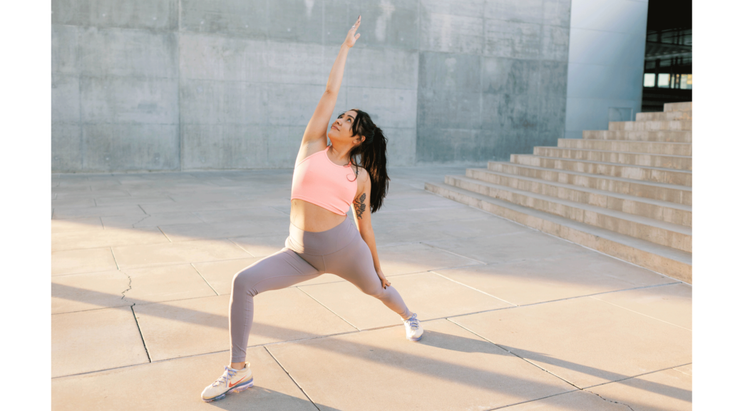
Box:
[345,16,361,47]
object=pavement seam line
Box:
[419,241,488,264]
[264,346,321,411]
[158,226,173,243]
[110,247,120,270]
[429,270,517,306]
[228,238,257,257]
[672,364,692,376]
[190,263,220,296]
[487,390,582,410]
[130,304,152,363]
[589,293,691,331]
[581,362,692,391]
[296,287,361,331]
[131,214,151,228]
[441,282,685,320]
[445,318,581,389]
[450,317,686,411]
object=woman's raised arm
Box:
[298,16,361,154]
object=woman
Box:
[201,16,423,403]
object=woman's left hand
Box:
[344,16,361,48]
[376,268,391,289]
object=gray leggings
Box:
[229,217,412,363]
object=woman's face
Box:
[329,110,358,141]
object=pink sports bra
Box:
[291,146,358,216]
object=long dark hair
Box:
[344,109,389,213]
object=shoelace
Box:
[212,366,237,387]
[407,315,419,330]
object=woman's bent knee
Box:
[361,283,387,299]
[231,268,259,296]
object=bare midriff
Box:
[290,199,347,232]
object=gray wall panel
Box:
[76,28,179,78]
[541,25,570,61]
[421,0,484,17]
[267,83,326,126]
[52,25,79,74]
[180,79,268,125]
[179,34,269,82]
[265,42,328,85]
[420,52,481,91]
[182,125,268,170]
[52,125,83,171]
[267,125,306,168]
[419,11,483,54]
[483,19,542,60]
[52,0,179,30]
[481,57,541,95]
[180,0,268,39]
[82,124,180,171]
[52,74,81,124]
[418,89,482,130]
[80,76,179,124]
[268,0,325,44]
[542,0,572,27]
[484,0,544,25]
[382,127,417,167]
[348,0,419,50]
[346,87,417,129]
[344,47,419,90]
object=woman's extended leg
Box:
[228,247,320,365]
[324,235,412,320]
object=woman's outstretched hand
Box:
[344,16,361,48]
[376,268,391,289]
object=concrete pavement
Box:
[51,166,691,410]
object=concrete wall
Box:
[52,0,572,173]
[416,0,571,163]
[564,0,648,139]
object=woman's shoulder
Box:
[353,165,370,187]
[295,141,328,167]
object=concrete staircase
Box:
[425,102,692,283]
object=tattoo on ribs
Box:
[355,193,366,219]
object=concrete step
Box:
[532,147,692,171]
[425,181,692,283]
[442,175,691,253]
[558,139,691,156]
[465,169,691,227]
[496,159,692,202]
[582,130,692,143]
[664,102,692,112]
[609,120,691,132]
[636,111,692,121]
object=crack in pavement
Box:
[120,269,133,302]
[132,215,151,228]
[584,389,635,411]
[132,204,152,228]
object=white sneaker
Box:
[201,363,254,402]
[404,313,423,341]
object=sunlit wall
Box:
[564,0,648,139]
